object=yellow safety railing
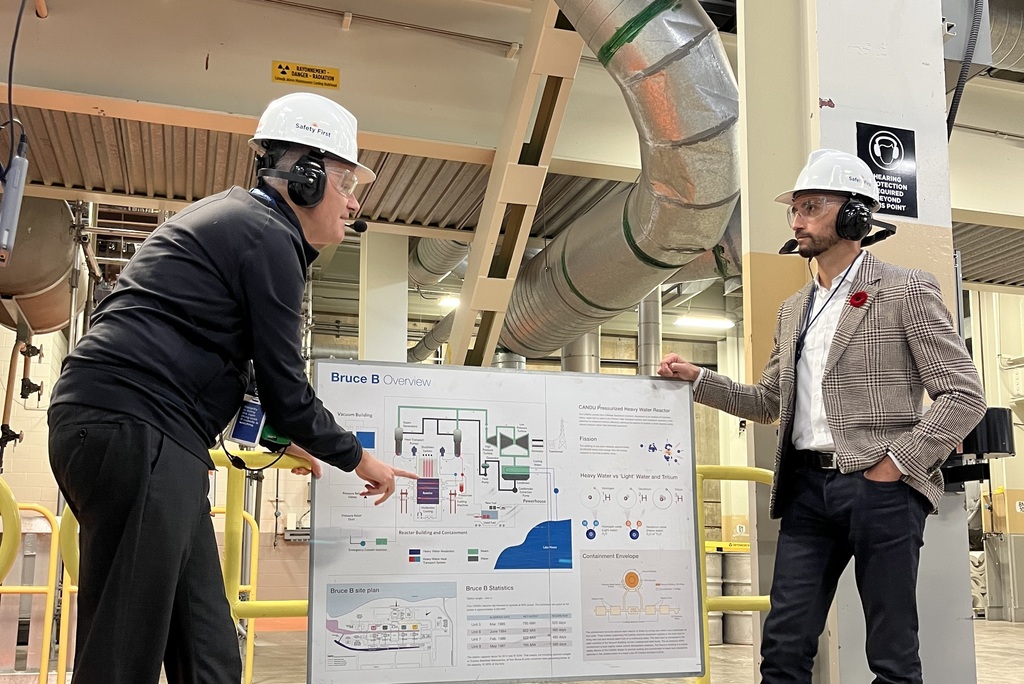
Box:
[55,508,78,684]
[692,464,774,684]
[0,481,61,684]
[50,454,770,684]
[210,505,260,684]
[210,449,310,620]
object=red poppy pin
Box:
[849,291,868,308]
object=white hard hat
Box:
[774,149,879,211]
[249,92,376,184]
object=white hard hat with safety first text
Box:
[774,149,879,211]
[249,92,376,185]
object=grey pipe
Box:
[492,349,526,370]
[637,289,662,376]
[406,310,456,363]
[499,0,739,358]
[408,238,469,289]
[561,329,601,374]
[991,0,1024,72]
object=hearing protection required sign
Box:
[856,122,918,219]
[271,61,339,89]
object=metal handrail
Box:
[54,506,80,684]
[0,502,61,684]
[54,568,77,684]
[0,476,21,581]
[211,505,261,684]
[48,453,769,684]
[209,449,310,620]
[692,464,774,684]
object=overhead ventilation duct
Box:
[498,0,740,358]
[407,310,455,363]
[666,202,741,287]
[408,238,470,289]
[0,197,87,334]
[990,0,1024,72]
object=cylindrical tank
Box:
[0,197,87,333]
[706,550,724,646]
[723,552,753,645]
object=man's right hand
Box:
[354,450,418,505]
[657,352,701,382]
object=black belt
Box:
[790,448,838,470]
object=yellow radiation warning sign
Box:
[271,61,339,89]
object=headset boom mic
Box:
[779,238,799,255]
[347,220,368,233]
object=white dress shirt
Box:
[790,252,864,451]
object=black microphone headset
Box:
[255,149,368,232]
[779,195,896,255]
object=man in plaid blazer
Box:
[659,149,985,684]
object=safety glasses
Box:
[786,195,844,226]
[325,165,359,197]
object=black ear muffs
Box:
[286,154,327,208]
[835,198,872,242]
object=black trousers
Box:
[48,405,241,684]
[760,467,929,684]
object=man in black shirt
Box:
[48,92,414,684]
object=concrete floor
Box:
[247,619,1024,684]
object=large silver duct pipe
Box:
[991,0,1024,72]
[407,310,456,363]
[561,329,601,373]
[637,289,662,376]
[408,238,469,289]
[666,201,741,285]
[499,0,739,358]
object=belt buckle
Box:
[820,453,838,469]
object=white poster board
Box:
[308,361,704,683]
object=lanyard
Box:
[795,256,857,363]
[250,187,278,209]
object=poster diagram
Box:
[308,362,704,684]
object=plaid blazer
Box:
[695,251,986,518]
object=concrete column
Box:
[561,329,600,373]
[358,231,409,363]
[637,289,662,376]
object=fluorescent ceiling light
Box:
[674,315,735,330]
[439,296,460,310]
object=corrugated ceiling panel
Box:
[2,105,255,203]
[954,222,1024,287]
[531,174,632,239]
[6,106,635,246]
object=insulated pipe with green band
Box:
[621,203,696,270]
[560,245,623,313]
[597,0,682,65]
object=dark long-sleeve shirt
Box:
[51,186,363,471]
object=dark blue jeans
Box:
[760,468,929,684]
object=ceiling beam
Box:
[447,1,584,366]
